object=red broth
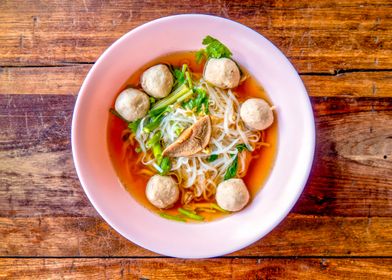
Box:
[107,51,278,222]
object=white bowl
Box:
[72,14,315,258]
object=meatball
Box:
[240,98,274,130]
[141,64,174,98]
[203,58,240,89]
[145,175,179,209]
[216,178,249,212]
[114,88,150,122]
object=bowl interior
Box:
[72,14,315,258]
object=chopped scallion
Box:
[185,71,193,89]
[159,212,186,222]
[159,157,171,175]
[152,142,163,165]
[191,203,229,213]
[146,131,162,148]
[178,208,204,221]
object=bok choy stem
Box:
[159,157,171,175]
[185,71,193,89]
[152,142,163,165]
[149,84,190,115]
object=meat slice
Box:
[162,115,212,157]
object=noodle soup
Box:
[107,37,277,222]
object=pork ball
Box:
[203,58,240,89]
[240,98,274,130]
[141,64,174,98]
[145,175,179,209]
[216,178,250,212]
[114,88,150,122]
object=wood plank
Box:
[302,71,392,97]
[0,258,391,279]
[0,95,391,217]
[0,94,95,217]
[1,65,392,97]
[0,65,90,95]
[0,0,391,71]
[0,215,391,257]
[295,97,392,216]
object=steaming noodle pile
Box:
[110,36,275,222]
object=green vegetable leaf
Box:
[173,68,185,85]
[236,143,249,152]
[207,154,218,162]
[202,35,232,59]
[128,119,141,133]
[194,88,209,114]
[224,155,238,180]
[145,107,171,133]
[202,35,217,45]
[223,144,249,179]
[143,114,166,133]
[182,98,195,110]
[194,89,206,106]
[183,87,209,114]
[149,97,156,105]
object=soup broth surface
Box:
[107,51,278,221]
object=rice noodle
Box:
[131,80,262,204]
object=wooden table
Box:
[1,0,391,278]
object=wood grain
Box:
[1,0,391,277]
[0,215,391,257]
[297,97,392,216]
[0,0,391,72]
[0,65,90,95]
[0,95,391,218]
[1,65,392,97]
[302,71,392,97]
[0,94,391,257]
[1,258,391,279]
